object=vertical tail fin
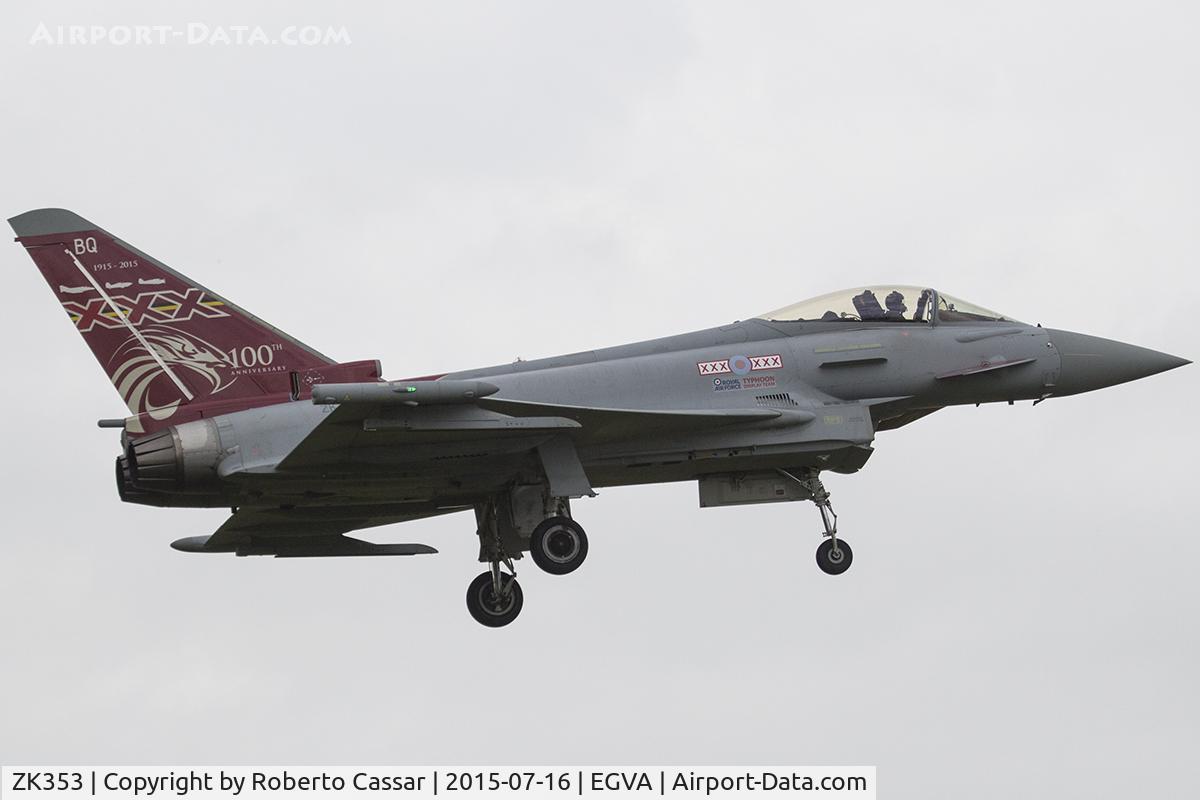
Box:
[10,208,367,432]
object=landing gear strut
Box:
[779,469,853,575]
[467,499,525,627]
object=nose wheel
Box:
[815,537,853,575]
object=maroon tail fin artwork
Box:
[10,208,379,433]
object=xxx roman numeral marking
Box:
[64,288,228,332]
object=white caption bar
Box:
[1,767,874,800]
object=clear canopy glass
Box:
[934,292,1021,323]
[757,286,936,323]
[755,286,1020,324]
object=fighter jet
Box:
[11,208,1190,626]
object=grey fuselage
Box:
[129,317,1089,511]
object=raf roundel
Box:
[729,355,752,375]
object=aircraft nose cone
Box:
[1047,329,1190,396]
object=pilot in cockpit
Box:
[884,291,907,320]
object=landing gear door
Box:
[537,435,595,498]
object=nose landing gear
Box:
[778,469,854,575]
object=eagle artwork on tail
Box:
[109,325,238,428]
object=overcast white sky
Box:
[1,1,1197,797]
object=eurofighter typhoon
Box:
[11,209,1190,626]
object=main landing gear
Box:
[467,495,590,627]
[466,561,524,627]
[529,516,588,575]
[779,469,853,576]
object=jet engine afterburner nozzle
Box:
[119,419,225,504]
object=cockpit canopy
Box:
[755,286,1020,325]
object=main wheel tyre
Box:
[530,516,589,575]
[815,538,853,575]
[466,571,524,627]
